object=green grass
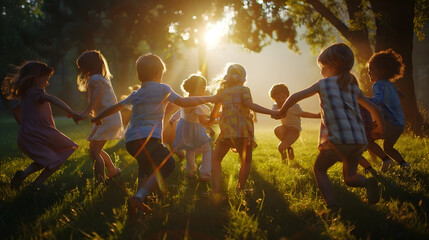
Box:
[0,117,428,239]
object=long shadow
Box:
[249,167,327,239]
[1,141,133,239]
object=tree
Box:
[173,0,428,132]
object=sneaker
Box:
[10,170,25,189]
[381,158,394,172]
[107,168,121,180]
[366,177,380,204]
[287,147,295,160]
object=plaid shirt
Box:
[318,77,367,146]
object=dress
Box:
[216,85,255,146]
[173,105,211,151]
[17,87,78,169]
[86,74,124,141]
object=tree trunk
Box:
[370,0,423,133]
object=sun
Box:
[204,22,228,50]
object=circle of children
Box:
[2,43,411,215]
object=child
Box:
[76,50,123,182]
[2,61,79,189]
[209,64,276,202]
[269,83,320,162]
[275,43,383,208]
[91,53,215,217]
[170,74,215,180]
[367,49,410,171]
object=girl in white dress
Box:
[76,50,123,182]
[170,75,215,180]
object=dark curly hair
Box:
[368,49,405,82]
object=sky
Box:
[163,40,324,125]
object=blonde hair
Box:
[181,74,207,96]
[318,43,358,91]
[269,83,289,99]
[215,63,246,94]
[136,53,166,82]
[2,61,54,99]
[76,50,112,92]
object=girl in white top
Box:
[170,75,215,180]
[76,50,123,182]
[270,83,320,162]
[91,54,215,217]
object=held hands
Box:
[67,112,82,125]
[91,117,103,125]
[271,110,284,120]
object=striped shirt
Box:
[371,79,404,126]
[318,76,367,146]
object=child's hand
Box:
[91,117,102,125]
[271,110,283,119]
[67,112,81,125]
[206,126,215,137]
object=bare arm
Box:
[299,111,321,119]
[278,82,319,117]
[91,103,125,125]
[169,109,181,125]
[82,86,103,118]
[358,96,384,139]
[172,95,217,108]
[210,103,222,122]
[243,99,275,115]
[12,102,21,125]
[40,93,75,115]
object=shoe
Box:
[10,170,25,189]
[366,177,380,204]
[400,162,410,168]
[365,167,378,176]
[287,147,295,160]
[107,168,121,180]
[128,196,152,218]
[381,158,394,172]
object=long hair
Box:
[215,63,246,94]
[318,43,358,91]
[76,50,112,92]
[2,61,54,99]
[181,74,207,96]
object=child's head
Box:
[136,53,166,83]
[368,49,405,82]
[76,50,111,92]
[181,74,207,96]
[2,61,54,99]
[216,63,246,93]
[269,83,289,106]
[317,43,358,90]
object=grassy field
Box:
[0,116,428,239]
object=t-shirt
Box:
[273,103,303,131]
[119,81,179,142]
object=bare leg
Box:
[313,151,338,207]
[343,154,367,187]
[32,166,60,187]
[100,150,116,173]
[237,139,253,190]
[89,140,107,181]
[211,142,230,196]
[383,139,406,164]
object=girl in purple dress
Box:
[2,61,79,189]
